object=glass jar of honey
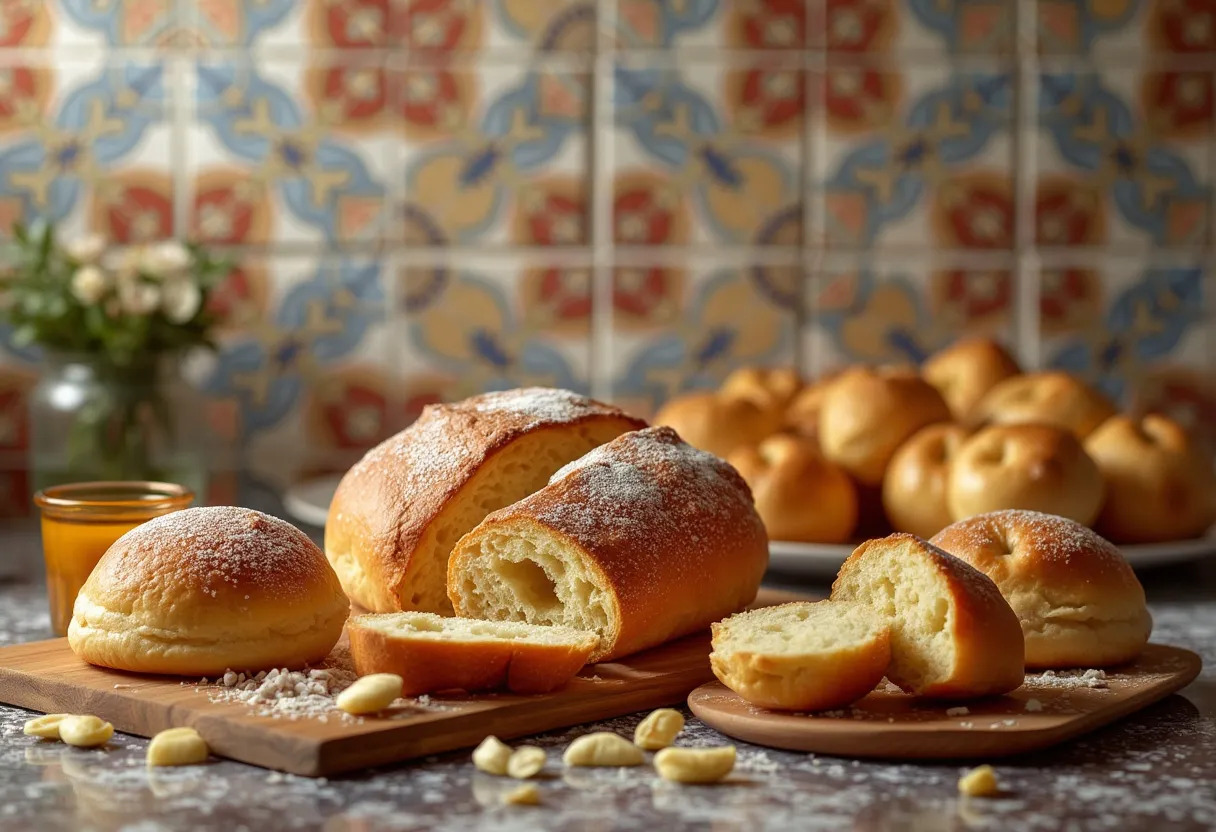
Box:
[34,481,194,636]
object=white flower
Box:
[140,241,191,279]
[70,266,110,304]
[119,279,160,316]
[160,277,202,324]
[65,233,107,264]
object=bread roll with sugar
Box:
[710,602,890,711]
[882,423,970,539]
[932,511,1152,667]
[728,434,858,543]
[653,392,780,459]
[818,366,952,486]
[922,338,1021,420]
[1084,414,1216,543]
[719,366,803,415]
[326,388,645,614]
[68,507,349,676]
[831,533,1025,698]
[448,426,769,662]
[348,613,598,695]
[948,423,1104,525]
[970,372,1115,438]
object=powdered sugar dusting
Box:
[466,387,611,429]
[1026,669,1109,690]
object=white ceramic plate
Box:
[282,474,343,528]
[768,531,1216,580]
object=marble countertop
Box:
[0,552,1213,831]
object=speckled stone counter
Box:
[1,562,1214,832]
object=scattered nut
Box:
[958,764,1000,797]
[23,714,70,740]
[634,708,685,750]
[147,727,209,767]
[507,746,546,779]
[653,746,736,784]
[562,732,645,767]
[58,715,114,748]
[472,735,513,775]
[502,783,541,806]
[336,673,403,715]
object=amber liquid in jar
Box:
[34,482,193,636]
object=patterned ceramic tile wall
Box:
[0,0,1213,500]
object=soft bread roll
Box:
[948,423,1104,525]
[448,426,769,662]
[348,612,598,695]
[922,338,1021,420]
[1084,414,1216,543]
[653,391,780,459]
[882,423,971,539]
[970,372,1115,438]
[710,601,890,711]
[326,388,645,614]
[68,507,349,676]
[831,533,1025,698]
[932,511,1152,668]
[782,373,840,444]
[719,366,803,414]
[818,366,952,486]
[728,434,858,544]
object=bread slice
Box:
[348,612,598,695]
[710,601,890,711]
[830,533,1025,699]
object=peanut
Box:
[336,673,403,715]
[562,732,644,767]
[23,714,70,740]
[653,746,736,784]
[958,764,1000,797]
[147,727,209,767]
[502,783,541,806]
[507,746,546,779]
[634,708,685,750]
[58,715,114,748]
[472,735,512,775]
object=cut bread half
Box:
[830,533,1025,699]
[348,612,598,695]
[710,601,891,711]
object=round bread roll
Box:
[970,371,1115,438]
[931,510,1152,667]
[653,391,780,459]
[817,366,952,486]
[68,507,350,676]
[719,366,803,414]
[728,434,858,543]
[1084,414,1216,543]
[948,423,1104,525]
[922,338,1021,420]
[882,423,971,539]
[782,372,841,444]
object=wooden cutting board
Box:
[0,589,806,777]
[688,643,1202,760]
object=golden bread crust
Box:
[882,422,971,539]
[653,391,781,459]
[922,338,1021,420]
[970,371,1115,438]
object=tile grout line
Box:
[170,55,189,240]
[588,0,616,402]
[800,0,822,379]
[1013,0,1042,369]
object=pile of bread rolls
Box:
[655,339,1216,545]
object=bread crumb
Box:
[503,783,541,806]
[1025,698,1043,712]
[946,706,970,717]
[958,764,1000,797]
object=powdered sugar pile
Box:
[199,665,361,722]
[1026,668,1109,690]
[467,387,616,429]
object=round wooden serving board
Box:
[688,643,1201,760]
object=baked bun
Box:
[948,423,1104,525]
[1085,414,1216,543]
[922,338,1021,420]
[831,533,1025,698]
[882,423,971,539]
[782,372,841,444]
[326,388,645,614]
[68,507,349,676]
[728,434,858,543]
[653,391,780,459]
[931,511,1152,667]
[818,366,952,486]
[719,366,803,414]
[348,612,598,695]
[448,426,769,662]
[970,371,1115,438]
[710,601,890,711]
